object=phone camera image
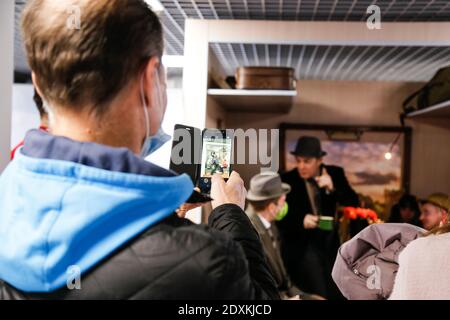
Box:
[200,134,232,180]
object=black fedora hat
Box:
[290,136,327,158]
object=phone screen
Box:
[169,124,201,183]
[200,130,233,180]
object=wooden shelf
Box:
[207,89,297,113]
[407,99,450,118]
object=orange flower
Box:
[343,207,378,221]
[355,208,368,219]
[343,207,357,220]
[366,209,378,221]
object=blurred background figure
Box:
[245,172,325,300]
[419,193,450,230]
[278,136,359,300]
[388,194,421,227]
[390,194,450,300]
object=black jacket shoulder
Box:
[280,168,298,183]
[1,205,278,300]
[323,164,344,175]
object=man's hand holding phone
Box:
[211,171,247,210]
[176,188,207,218]
[177,172,247,218]
[176,202,204,218]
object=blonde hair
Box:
[425,207,450,236]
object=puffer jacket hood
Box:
[0,130,193,293]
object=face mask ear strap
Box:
[140,75,150,139]
[140,60,164,138]
[153,68,163,110]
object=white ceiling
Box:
[14,0,450,82]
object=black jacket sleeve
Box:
[329,166,359,207]
[208,204,280,300]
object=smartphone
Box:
[198,129,233,193]
[186,189,213,203]
[169,124,201,183]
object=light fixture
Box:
[326,130,363,142]
[144,0,164,13]
[384,132,401,161]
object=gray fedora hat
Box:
[246,171,291,201]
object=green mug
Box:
[318,216,334,231]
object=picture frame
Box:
[279,123,412,220]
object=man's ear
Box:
[141,56,161,107]
[317,158,324,173]
[31,72,44,99]
[277,195,284,206]
[268,202,277,214]
[441,209,449,224]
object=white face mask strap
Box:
[140,65,164,139]
[140,75,150,139]
[153,68,163,119]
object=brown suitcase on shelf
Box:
[235,66,296,90]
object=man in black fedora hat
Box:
[277,136,359,299]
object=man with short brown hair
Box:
[21,0,164,120]
[0,0,278,300]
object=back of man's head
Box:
[21,0,163,116]
[249,198,279,213]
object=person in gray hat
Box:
[277,136,359,300]
[245,172,325,300]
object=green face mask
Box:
[275,202,289,221]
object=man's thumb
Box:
[211,173,225,186]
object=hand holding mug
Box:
[303,214,319,229]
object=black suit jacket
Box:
[276,165,359,258]
[246,207,301,298]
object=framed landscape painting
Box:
[280,123,412,220]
